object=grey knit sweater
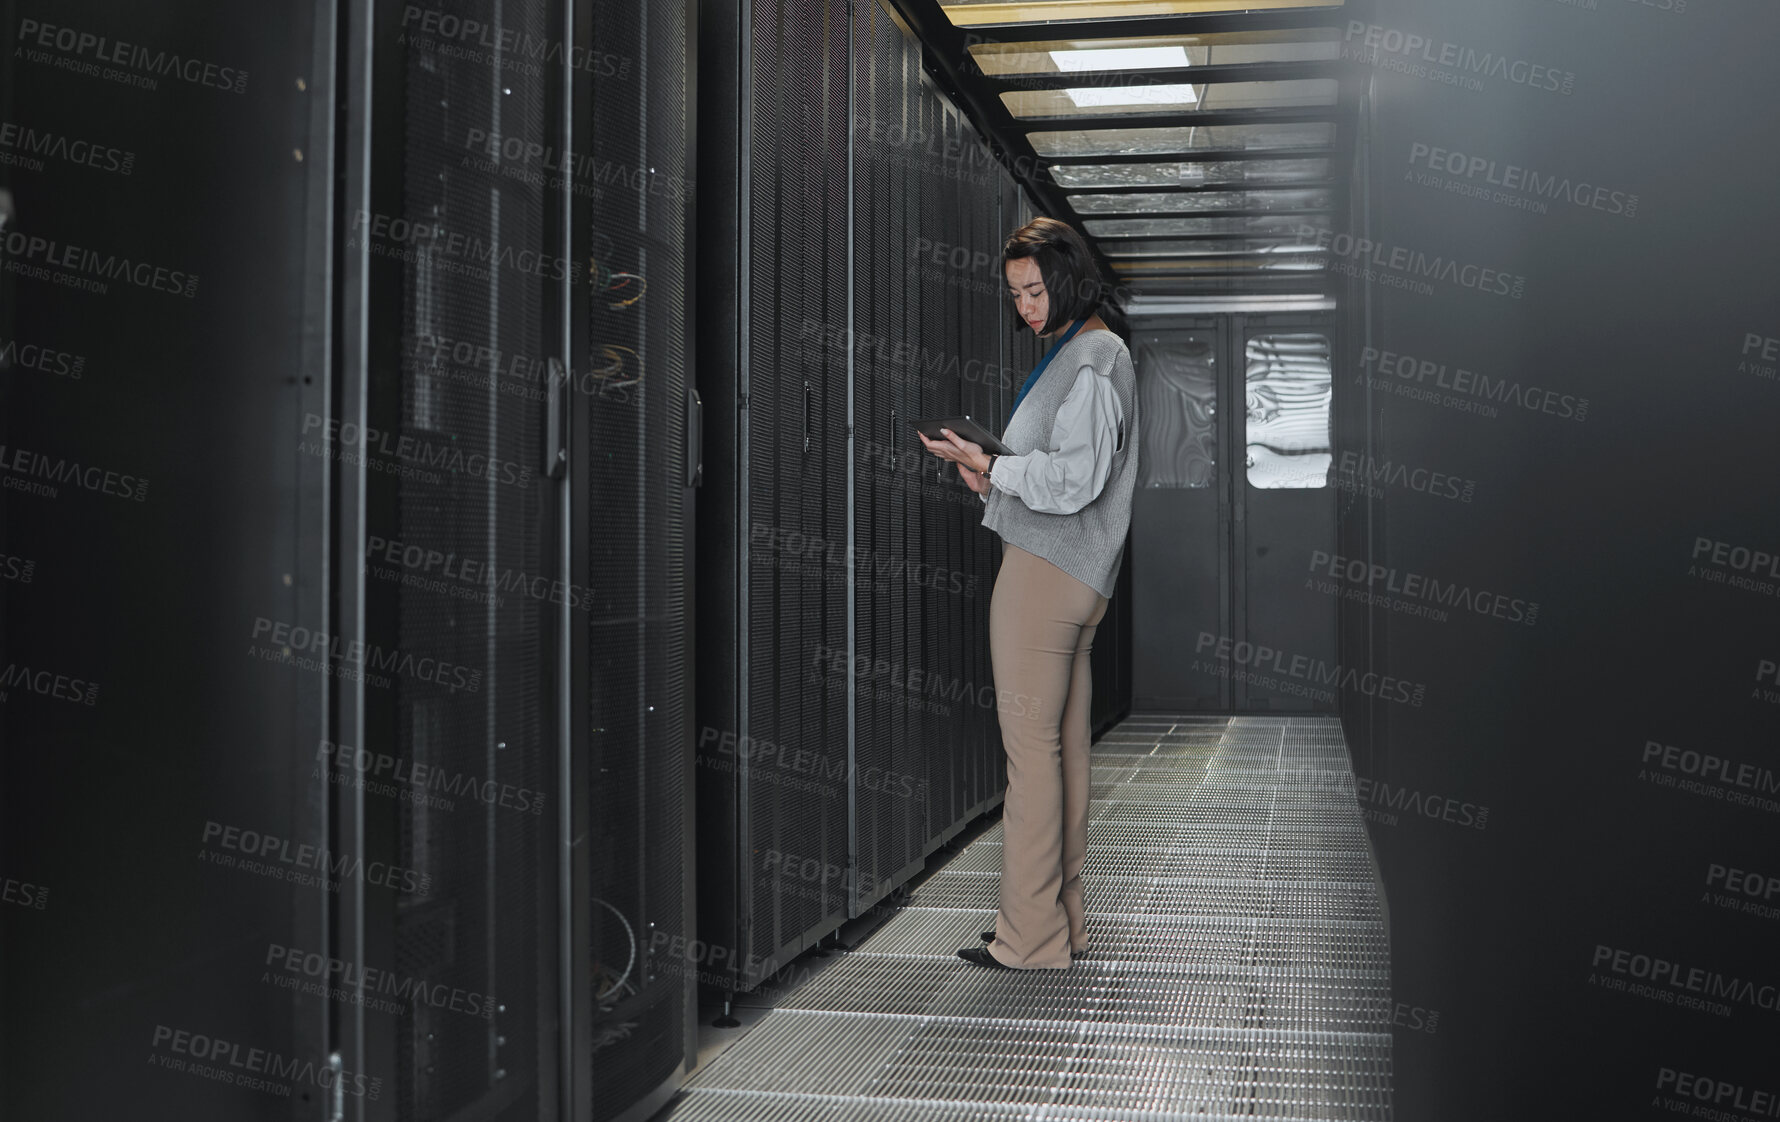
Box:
[981,330,1140,599]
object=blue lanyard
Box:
[1008,318,1088,424]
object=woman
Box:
[918,216,1140,970]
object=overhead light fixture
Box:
[1048,46,1190,72]
[1065,83,1199,108]
[941,1,1344,29]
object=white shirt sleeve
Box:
[989,363,1123,515]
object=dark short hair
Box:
[1002,216,1101,336]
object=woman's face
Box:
[1005,257,1050,336]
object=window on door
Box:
[1244,332,1331,489]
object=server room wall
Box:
[0,3,333,1118]
[695,0,1074,994]
[1329,2,1780,1116]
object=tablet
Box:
[910,416,1015,457]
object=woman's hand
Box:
[917,428,992,493]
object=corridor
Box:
[663,715,1392,1121]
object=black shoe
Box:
[980,929,995,942]
[956,946,1009,969]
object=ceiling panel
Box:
[1100,238,1324,256]
[1070,187,1333,213]
[1087,214,1320,237]
[969,29,1343,74]
[1027,122,1337,158]
[886,0,1361,301]
[1048,158,1332,188]
[1002,78,1339,118]
[940,0,1345,26]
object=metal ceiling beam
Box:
[883,0,1367,303]
[952,8,1351,40]
[1058,178,1336,193]
[1010,105,1341,128]
[885,0,1132,309]
[986,59,1346,88]
[1035,147,1338,166]
[1076,206,1328,219]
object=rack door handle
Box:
[802,381,812,455]
[544,357,568,479]
[685,385,703,487]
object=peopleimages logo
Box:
[1333,451,1477,503]
[316,739,546,816]
[264,942,495,1020]
[798,317,1023,394]
[1640,739,1780,814]
[0,334,87,379]
[400,5,629,79]
[696,726,925,802]
[1343,21,1576,95]
[365,534,591,611]
[1193,631,1427,707]
[249,617,484,694]
[1655,1068,1777,1118]
[1308,550,1538,626]
[750,522,980,598]
[1,227,198,298]
[348,210,581,284]
[16,19,249,94]
[1293,223,1526,299]
[0,662,100,706]
[809,642,1038,719]
[463,128,691,203]
[1357,346,1588,422]
[202,819,432,896]
[0,121,134,176]
[1692,537,1780,580]
[149,1025,379,1100]
[300,414,534,489]
[0,443,149,502]
[1407,142,1639,218]
[1,875,48,910]
[1591,944,1780,1015]
[1354,776,1489,829]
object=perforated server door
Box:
[356,2,563,1120]
[579,0,699,1118]
[700,0,854,988]
[851,0,926,917]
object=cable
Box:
[605,272,646,309]
[592,897,636,1003]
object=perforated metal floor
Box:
[660,716,1393,1121]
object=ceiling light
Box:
[940,1,1344,29]
[1048,46,1190,72]
[1065,83,1199,108]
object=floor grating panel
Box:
[658,715,1391,1122]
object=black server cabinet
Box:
[910,91,961,862]
[850,0,926,916]
[348,1,701,1120]
[696,0,853,995]
[577,0,701,1120]
[352,1,565,1119]
[0,3,333,1119]
[699,0,1050,983]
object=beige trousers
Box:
[985,544,1109,969]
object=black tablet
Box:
[910,415,1015,457]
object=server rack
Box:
[700,0,1033,982]
[696,0,854,997]
[850,0,926,916]
[347,0,701,1119]
[576,1,701,1120]
[352,2,566,1119]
